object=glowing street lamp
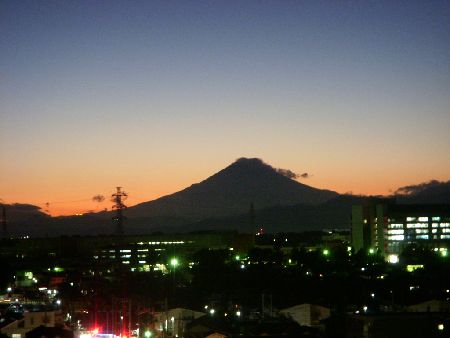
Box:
[144,331,152,338]
[170,258,179,268]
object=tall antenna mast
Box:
[0,204,7,239]
[111,187,127,236]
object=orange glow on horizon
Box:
[2,157,449,217]
[5,178,442,217]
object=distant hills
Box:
[395,180,450,204]
[2,158,449,237]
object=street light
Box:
[170,258,179,268]
[144,331,152,338]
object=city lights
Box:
[387,254,399,264]
[406,264,424,272]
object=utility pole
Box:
[0,204,7,239]
[250,202,256,246]
[111,187,127,236]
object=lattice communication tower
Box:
[111,187,127,235]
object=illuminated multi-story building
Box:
[352,200,450,256]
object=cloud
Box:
[394,180,441,195]
[233,157,307,181]
[276,168,298,179]
[92,195,105,203]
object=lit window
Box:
[388,235,404,241]
[415,229,429,234]
[406,223,428,229]
[388,229,404,235]
[406,217,416,222]
[418,217,429,222]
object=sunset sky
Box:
[1,1,449,216]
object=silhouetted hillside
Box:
[396,180,450,204]
[0,203,49,224]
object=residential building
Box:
[352,200,450,256]
[279,303,330,327]
[0,310,64,338]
